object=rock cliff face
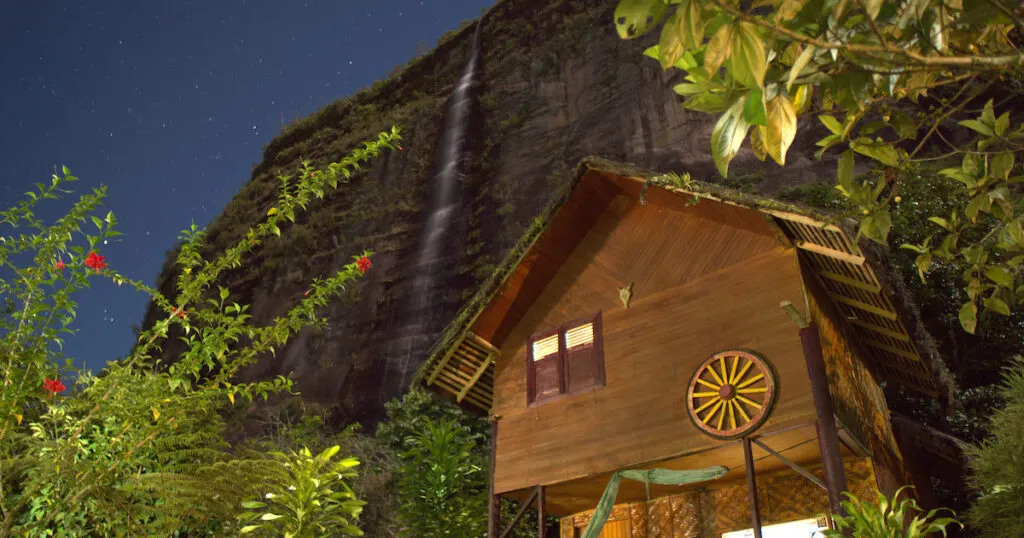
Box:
[143,0,834,425]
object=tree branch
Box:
[711,0,1024,69]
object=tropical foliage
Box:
[823,486,961,537]
[613,0,1024,333]
[964,356,1024,534]
[0,127,401,536]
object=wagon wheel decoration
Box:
[686,350,778,440]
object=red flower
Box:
[84,251,106,272]
[303,289,311,297]
[355,255,372,274]
[43,378,66,396]
[55,259,65,270]
[172,307,187,319]
[396,145,404,151]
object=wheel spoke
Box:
[718,357,729,384]
[734,399,751,422]
[728,400,737,430]
[706,365,725,386]
[692,391,719,398]
[716,401,727,430]
[729,355,740,383]
[733,360,754,386]
[736,394,762,409]
[737,387,766,394]
[702,400,724,424]
[696,378,720,390]
[736,373,764,389]
[695,397,719,414]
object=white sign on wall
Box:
[721,517,830,538]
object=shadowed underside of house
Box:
[417,158,953,537]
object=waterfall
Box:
[380,22,484,397]
[408,23,482,316]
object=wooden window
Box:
[527,312,605,406]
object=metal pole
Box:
[799,324,849,515]
[743,437,764,538]
[488,419,500,538]
[537,485,547,538]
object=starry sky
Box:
[1,0,496,373]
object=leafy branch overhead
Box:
[614,0,1024,333]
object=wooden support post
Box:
[743,437,763,538]
[537,485,546,538]
[799,324,849,515]
[488,419,500,538]
[500,489,538,538]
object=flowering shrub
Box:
[0,126,402,536]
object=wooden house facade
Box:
[417,158,952,537]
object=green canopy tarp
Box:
[579,466,730,538]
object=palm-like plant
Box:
[823,486,961,538]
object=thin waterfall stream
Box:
[409,23,482,316]
[386,22,484,390]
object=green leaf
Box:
[984,296,1011,316]
[764,94,797,165]
[658,11,686,69]
[851,138,900,167]
[703,24,734,77]
[985,266,1015,288]
[677,0,706,50]
[710,96,751,178]
[860,209,892,244]
[837,149,854,188]
[682,91,729,113]
[743,87,767,126]
[750,126,768,161]
[787,44,816,90]
[991,151,1015,180]
[91,215,104,230]
[928,216,950,230]
[958,119,994,137]
[673,83,705,96]
[819,114,843,135]
[995,111,1010,136]
[239,525,261,534]
[614,0,669,39]
[959,301,978,334]
[728,22,766,88]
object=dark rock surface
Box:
[142,0,836,425]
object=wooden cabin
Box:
[418,157,952,537]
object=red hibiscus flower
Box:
[84,251,106,272]
[55,259,65,270]
[355,255,371,274]
[172,307,187,319]
[43,378,66,396]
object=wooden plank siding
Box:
[487,192,816,493]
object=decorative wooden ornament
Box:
[686,350,778,440]
[618,282,633,309]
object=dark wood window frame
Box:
[526,312,605,407]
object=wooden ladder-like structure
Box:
[425,332,498,410]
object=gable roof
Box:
[414,157,955,409]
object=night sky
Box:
[1,0,496,373]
